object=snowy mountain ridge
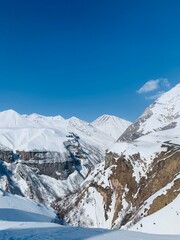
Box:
[0,110,130,151]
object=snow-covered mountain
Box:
[92,114,131,140]
[55,84,180,231]
[0,110,130,205]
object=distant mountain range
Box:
[0,109,131,151]
[0,84,180,234]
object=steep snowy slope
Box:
[118,83,180,142]
[55,84,180,231]
[92,114,131,140]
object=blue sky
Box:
[0,0,180,122]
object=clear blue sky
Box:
[0,0,180,122]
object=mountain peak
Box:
[92,114,132,140]
[1,109,19,115]
[92,114,119,123]
[0,109,33,128]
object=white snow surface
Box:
[0,189,179,239]
[0,226,180,240]
[92,114,131,140]
[0,189,55,223]
[129,194,180,235]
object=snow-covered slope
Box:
[0,189,179,239]
[92,114,131,140]
[128,194,180,234]
[0,189,55,222]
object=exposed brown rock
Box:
[147,178,180,215]
[108,155,137,225]
[137,147,180,208]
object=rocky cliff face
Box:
[17,150,75,180]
